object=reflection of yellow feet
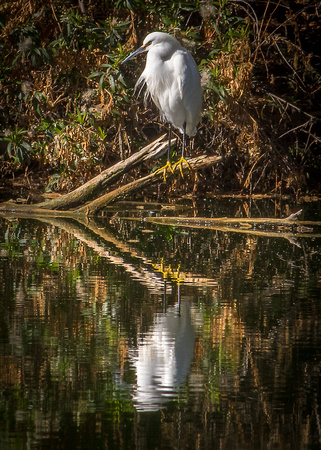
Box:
[172,264,186,285]
[154,161,175,181]
[152,258,171,279]
[173,157,192,178]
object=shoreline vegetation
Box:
[0,0,320,205]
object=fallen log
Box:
[0,150,222,216]
[36,134,172,210]
[77,155,222,216]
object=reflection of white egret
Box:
[122,32,202,178]
[130,302,202,411]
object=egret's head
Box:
[122,32,180,64]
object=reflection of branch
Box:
[0,211,221,289]
[26,215,168,295]
[58,216,220,288]
[247,338,272,426]
[314,397,321,443]
[144,215,321,241]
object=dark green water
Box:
[0,198,321,449]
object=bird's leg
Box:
[173,122,191,177]
[167,123,171,163]
[154,123,174,180]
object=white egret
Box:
[122,31,202,178]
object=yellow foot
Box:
[173,157,192,178]
[154,161,175,181]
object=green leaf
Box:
[21,142,32,151]
[7,142,12,156]
[99,73,105,91]
[88,71,104,79]
[16,147,23,164]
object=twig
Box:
[50,1,62,33]
[268,93,319,121]
[229,0,259,39]
[253,2,316,59]
[286,209,303,221]
[278,119,313,139]
[273,39,306,90]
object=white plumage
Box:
[122,32,202,176]
[134,32,202,136]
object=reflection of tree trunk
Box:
[1,203,321,242]
[31,215,167,294]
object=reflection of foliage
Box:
[0,213,321,447]
[0,221,24,259]
[0,219,137,429]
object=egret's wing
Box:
[173,51,202,135]
[174,52,199,99]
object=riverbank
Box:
[1,1,320,199]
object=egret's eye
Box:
[143,41,152,48]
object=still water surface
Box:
[0,198,321,449]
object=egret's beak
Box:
[122,45,147,64]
